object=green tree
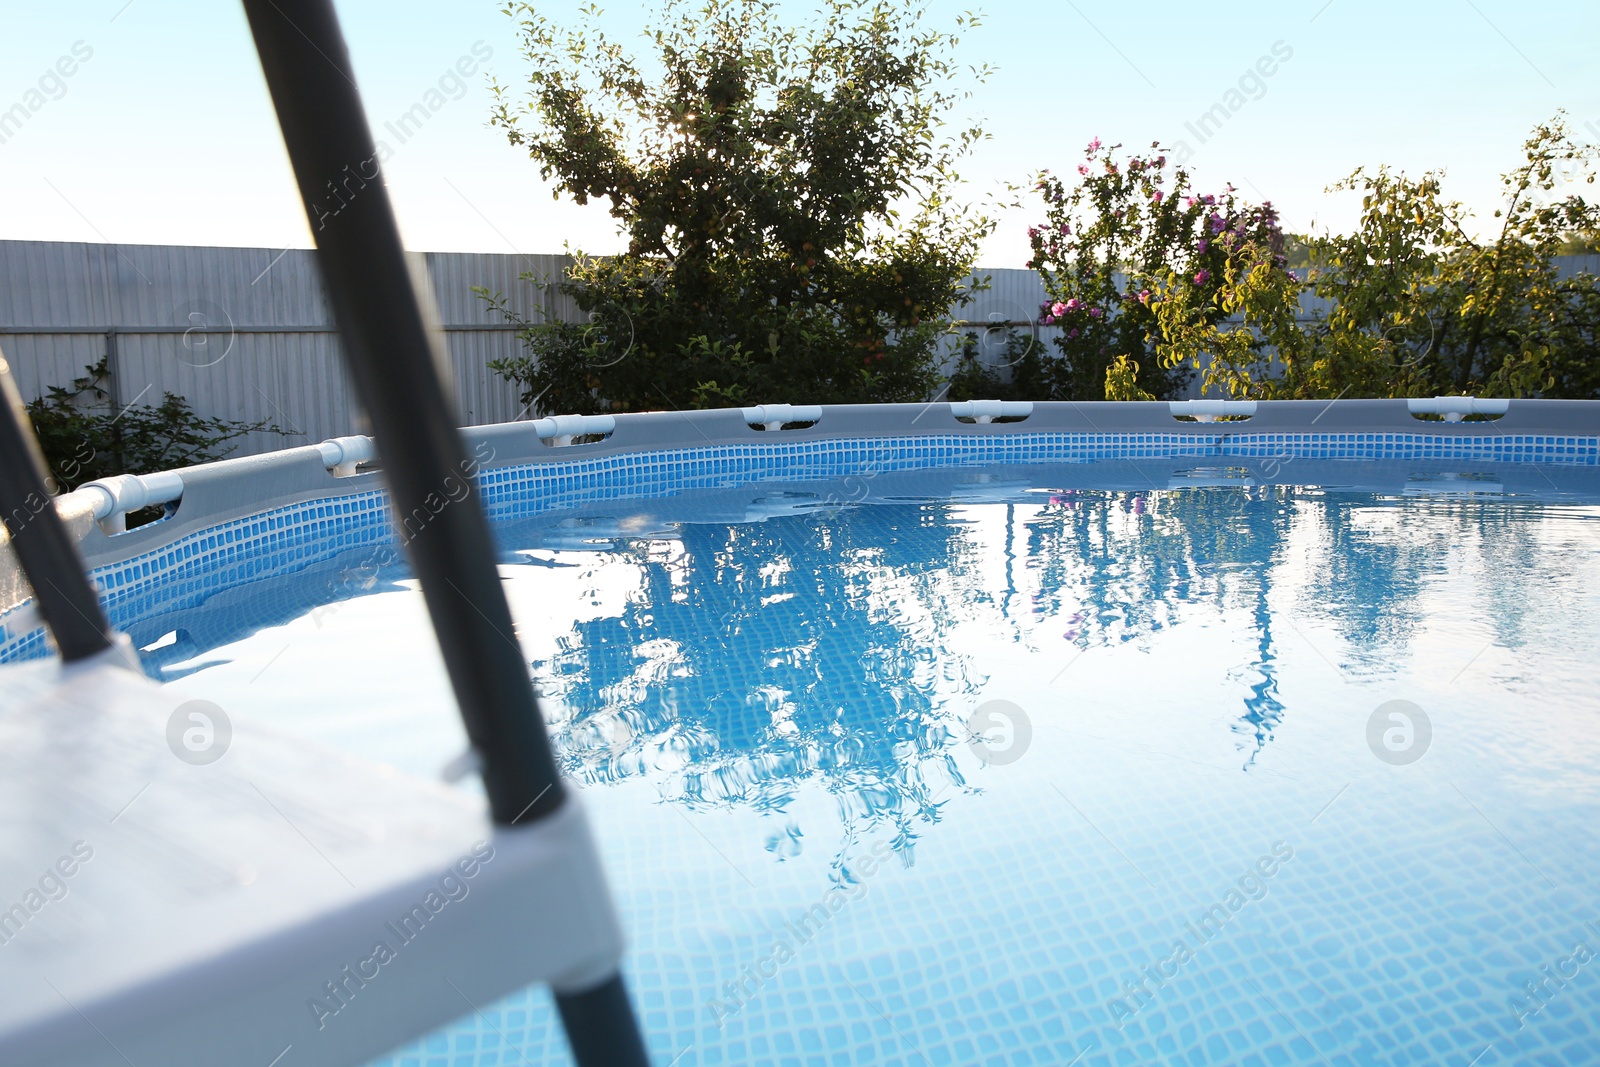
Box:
[481,0,994,415]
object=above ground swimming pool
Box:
[3,400,1598,1066]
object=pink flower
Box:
[1078,164,1089,176]
[1051,301,1068,317]
[1194,269,1211,285]
[1041,314,1056,325]
[1068,328,1080,338]
[1060,222,1071,235]
[1065,297,1081,311]
[1028,227,1039,239]
[1087,137,1102,153]
[1156,155,1167,167]
[1183,197,1195,209]
[1152,190,1163,203]
[1138,289,1151,303]
[1089,307,1103,319]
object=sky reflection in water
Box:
[137,464,1600,1065]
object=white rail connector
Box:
[949,400,1032,424]
[76,471,185,534]
[317,434,377,477]
[533,413,616,446]
[1168,399,1258,423]
[1406,396,1510,422]
[742,404,823,431]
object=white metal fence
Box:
[0,241,579,457]
[3,240,1594,460]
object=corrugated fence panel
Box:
[964,268,1048,324]
[5,241,1596,465]
[1557,254,1600,279]
[248,249,331,327]
[112,331,354,458]
[0,241,542,461]
[1,335,107,408]
[0,241,104,326]
[265,334,360,450]
[934,269,1059,377]
[84,244,327,330]
[427,251,575,325]
[446,330,527,427]
[426,250,568,427]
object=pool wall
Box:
[2,398,1596,663]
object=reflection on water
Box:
[535,513,988,874]
[96,461,1600,1065]
[523,480,1598,861]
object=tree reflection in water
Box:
[1022,486,1296,765]
[531,482,1567,864]
[537,509,991,878]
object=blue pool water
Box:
[126,461,1600,1065]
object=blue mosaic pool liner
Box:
[3,428,1596,663]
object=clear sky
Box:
[1,0,1596,268]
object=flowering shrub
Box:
[1148,115,1600,400]
[1025,117,1600,402]
[1024,139,1285,400]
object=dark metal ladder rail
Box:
[0,360,114,663]
[238,2,649,1060]
[0,2,651,1061]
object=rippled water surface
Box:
[138,462,1600,1066]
